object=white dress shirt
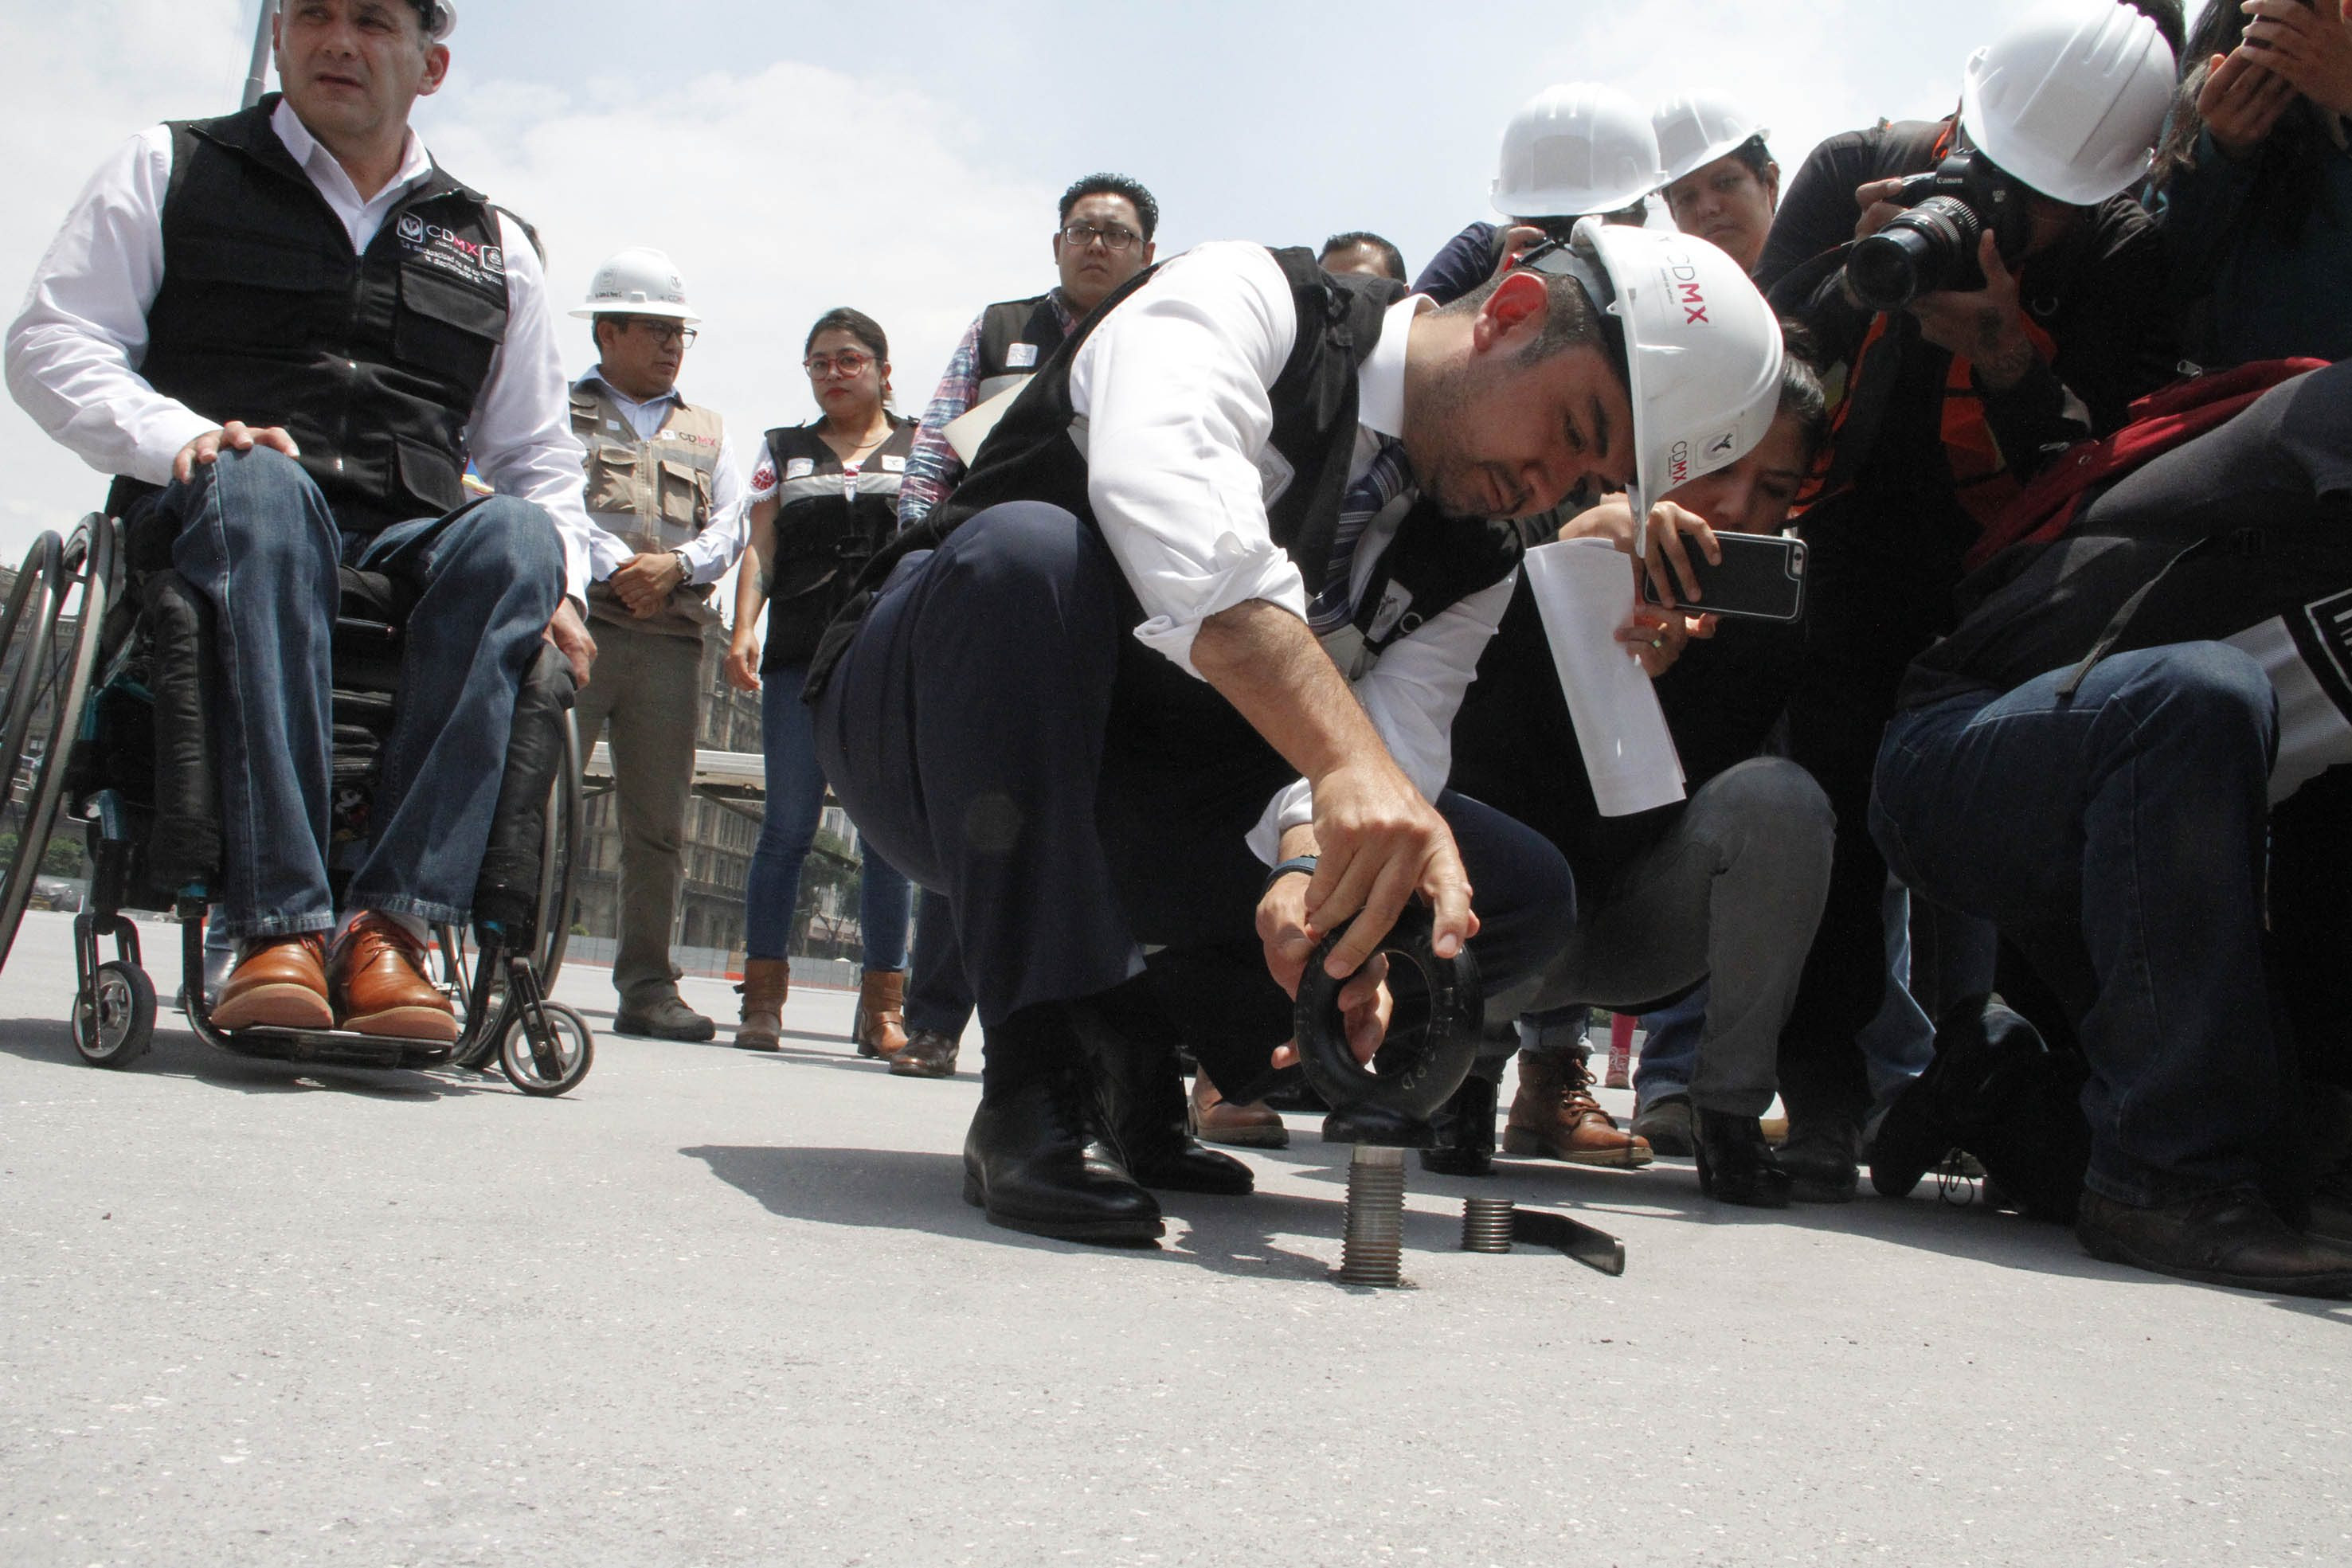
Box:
[5,99,597,607]
[572,369,748,585]
[1062,242,1516,863]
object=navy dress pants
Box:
[812,502,1575,1095]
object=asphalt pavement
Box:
[2,909,2347,1566]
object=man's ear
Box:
[1763,161,1783,209]
[1140,241,1157,267]
[417,43,452,98]
[1473,269,1550,355]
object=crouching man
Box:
[4,0,595,1040]
[806,222,1785,1246]
[1871,358,2352,1296]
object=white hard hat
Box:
[1539,218,1785,516]
[1959,0,2175,206]
[1653,91,1768,189]
[1492,83,1665,221]
[571,247,700,323]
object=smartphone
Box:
[1638,530,1807,623]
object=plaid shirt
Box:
[897,290,1077,528]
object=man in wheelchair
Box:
[5,0,596,1042]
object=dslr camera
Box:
[1844,149,2031,314]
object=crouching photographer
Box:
[1870,358,2352,1297]
[1754,0,2181,1198]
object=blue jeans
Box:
[743,668,912,968]
[161,448,562,940]
[1871,643,2282,1206]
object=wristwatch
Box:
[1262,854,1319,898]
[670,548,694,589]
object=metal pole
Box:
[241,0,278,110]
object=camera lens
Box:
[1845,196,1982,313]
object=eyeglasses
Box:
[803,350,875,378]
[624,319,697,349]
[1060,221,1141,252]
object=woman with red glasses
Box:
[726,308,920,1061]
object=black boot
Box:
[963,1069,1164,1246]
[1072,994,1254,1196]
[1694,1110,1793,1208]
[1421,1069,1499,1175]
[1778,1114,1860,1203]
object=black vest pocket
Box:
[396,266,504,389]
[396,436,465,517]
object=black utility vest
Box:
[757,416,920,670]
[973,294,1070,403]
[117,95,511,534]
[806,246,1530,697]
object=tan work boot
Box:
[853,968,909,1059]
[1503,1052,1653,1167]
[733,958,790,1052]
[1188,1067,1289,1149]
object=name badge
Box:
[1006,342,1039,369]
[881,454,906,473]
[785,458,816,480]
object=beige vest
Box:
[573,378,726,635]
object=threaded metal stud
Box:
[1336,1144,1409,1288]
[1460,1195,1516,1253]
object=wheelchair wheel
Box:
[0,518,112,970]
[72,958,155,1069]
[499,998,593,1097]
[531,712,584,987]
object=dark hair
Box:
[1319,231,1407,281]
[1774,324,1830,459]
[1431,264,1609,376]
[2125,0,2186,61]
[2151,0,2325,242]
[1727,136,1778,180]
[804,307,888,363]
[1059,173,1160,241]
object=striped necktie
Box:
[1308,436,1412,635]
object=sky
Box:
[0,0,2197,563]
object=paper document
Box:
[1521,538,1685,818]
[942,381,1028,465]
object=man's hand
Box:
[1491,224,1551,280]
[1634,499,1722,610]
[2198,46,2300,158]
[722,632,762,693]
[545,600,596,689]
[2241,1,2352,120]
[1853,177,1912,243]
[1908,233,2035,388]
[610,550,685,618]
[1301,757,1477,978]
[173,421,299,483]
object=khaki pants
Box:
[574,616,702,1007]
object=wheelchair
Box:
[0,510,594,1095]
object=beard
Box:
[1398,356,1537,520]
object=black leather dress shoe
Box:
[1420,1071,1499,1176]
[2077,1188,2352,1298]
[1778,1115,1860,1202]
[1071,998,1254,1196]
[613,994,717,1042]
[961,1074,1164,1246]
[1694,1110,1792,1208]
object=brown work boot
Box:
[1188,1068,1289,1149]
[734,958,790,1052]
[328,913,458,1042]
[210,933,334,1032]
[1503,1051,1653,1167]
[853,968,908,1059]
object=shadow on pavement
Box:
[685,1143,1399,1283]
[0,1013,508,1101]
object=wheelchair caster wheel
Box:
[73,960,155,1069]
[499,999,593,1097]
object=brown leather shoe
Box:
[1503,1051,1653,1167]
[734,958,789,1052]
[890,1026,960,1078]
[853,968,909,1058]
[1188,1068,1289,1149]
[211,934,333,1032]
[329,914,458,1042]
